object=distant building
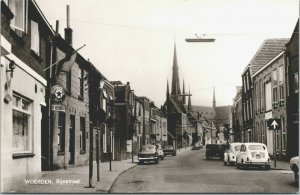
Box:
[231,86,243,142]
[111,81,135,160]
[190,89,232,145]
[162,44,191,149]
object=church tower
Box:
[188,87,192,112]
[182,79,186,104]
[171,44,181,101]
[213,86,216,108]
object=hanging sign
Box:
[51,85,66,103]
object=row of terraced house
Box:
[0,0,168,192]
[231,19,299,161]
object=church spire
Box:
[166,79,170,101]
[171,43,181,97]
[213,85,216,108]
[188,87,192,112]
[182,78,186,104]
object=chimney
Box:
[64,5,73,46]
[55,20,59,35]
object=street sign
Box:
[51,104,65,112]
[267,118,281,130]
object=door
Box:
[69,115,75,165]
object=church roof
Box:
[188,105,216,120]
[215,106,232,120]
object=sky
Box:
[35,0,299,107]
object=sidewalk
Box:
[271,159,291,170]
[15,158,138,193]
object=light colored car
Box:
[138,145,159,164]
[290,156,299,183]
[223,142,242,166]
[236,143,271,170]
[192,142,203,150]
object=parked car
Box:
[156,144,165,160]
[205,144,227,160]
[223,142,242,165]
[163,145,176,156]
[192,142,203,150]
[236,143,271,170]
[138,145,159,164]
[290,156,299,183]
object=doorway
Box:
[69,115,75,165]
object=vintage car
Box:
[138,145,159,164]
[205,144,227,160]
[223,142,242,165]
[236,143,271,170]
[163,145,176,156]
[192,142,203,150]
[156,144,165,160]
[290,156,299,183]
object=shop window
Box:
[12,94,32,153]
[30,20,40,56]
[80,117,86,153]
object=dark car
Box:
[205,144,227,160]
[138,145,159,164]
[163,145,176,156]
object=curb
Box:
[107,163,138,193]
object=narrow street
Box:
[110,149,298,193]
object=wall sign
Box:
[51,85,65,103]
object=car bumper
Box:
[163,151,175,155]
[244,161,271,166]
[138,157,158,161]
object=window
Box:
[80,117,86,152]
[255,82,259,112]
[12,94,32,153]
[261,121,265,144]
[78,68,84,98]
[272,69,278,86]
[58,112,65,153]
[265,81,272,111]
[249,98,252,118]
[30,20,40,55]
[7,0,27,32]
[103,124,107,153]
[102,89,107,112]
[294,72,299,94]
[281,116,286,154]
[259,80,262,111]
[279,66,284,101]
[272,87,278,103]
[272,69,278,104]
[243,76,246,93]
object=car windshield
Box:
[164,145,174,150]
[233,145,241,151]
[141,145,156,152]
[248,145,266,150]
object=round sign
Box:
[51,85,66,103]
